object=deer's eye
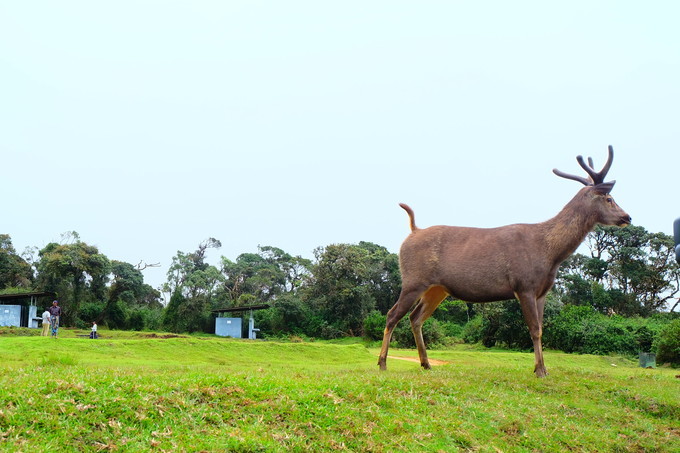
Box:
[606,197,613,203]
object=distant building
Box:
[0,291,57,328]
[212,304,269,339]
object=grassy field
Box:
[0,330,678,452]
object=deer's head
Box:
[553,146,631,227]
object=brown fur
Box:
[378,152,631,377]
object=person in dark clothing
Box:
[48,300,62,338]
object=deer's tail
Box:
[399,203,418,232]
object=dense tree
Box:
[220,252,285,303]
[162,289,189,333]
[258,246,311,292]
[0,234,33,289]
[254,293,321,337]
[556,226,679,315]
[353,242,401,314]
[303,243,386,336]
[230,243,395,338]
[35,233,111,326]
[219,245,311,305]
[162,238,222,333]
[109,261,145,305]
[597,226,678,312]
[103,260,162,328]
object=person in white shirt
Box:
[90,321,98,339]
[41,309,51,336]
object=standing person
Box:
[41,308,51,336]
[90,321,97,339]
[48,300,62,338]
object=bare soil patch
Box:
[388,356,449,366]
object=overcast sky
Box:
[2,1,679,292]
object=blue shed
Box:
[0,291,57,328]
[212,304,270,339]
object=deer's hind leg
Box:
[410,285,449,370]
[378,284,427,370]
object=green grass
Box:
[0,334,678,452]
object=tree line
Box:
[1,225,678,363]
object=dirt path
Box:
[388,356,449,366]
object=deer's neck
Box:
[541,194,597,264]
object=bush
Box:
[440,321,464,339]
[363,311,463,346]
[460,301,531,349]
[77,302,105,328]
[544,305,598,353]
[633,325,655,353]
[127,310,145,331]
[162,291,212,334]
[362,311,386,341]
[543,305,668,356]
[432,299,470,324]
[654,319,680,366]
[494,301,533,349]
[462,315,486,345]
[255,295,329,338]
[105,300,129,330]
[389,317,445,348]
[458,295,674,358]
[578,318,635,355]
[140,307,164,331]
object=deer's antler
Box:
[553,145,615,186]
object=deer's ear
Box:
[593,181,616,195]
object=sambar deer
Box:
[378,146,631,377]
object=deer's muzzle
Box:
[618,215,632,226]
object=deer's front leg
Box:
[517,292,548,378]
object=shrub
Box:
[459,301,529,349]
[462,315,486,345]
[543,306,667,356]
[459,296,674,358]
[140,307,164,331]
[432,299,470,324]
[362,311,386,341]
[440,321,464,339]
[105,300,129,330]
[77,302,105,328]
[578,317,636,355]
[127,310,145,331]
[362,311,463,346]
[493,301,532,349]
[255,295,331,338]
[544,305,598,353]
[633,325,655,353]
[461,297,563,350]
[391,317,445,348]
[654,319,680,366]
